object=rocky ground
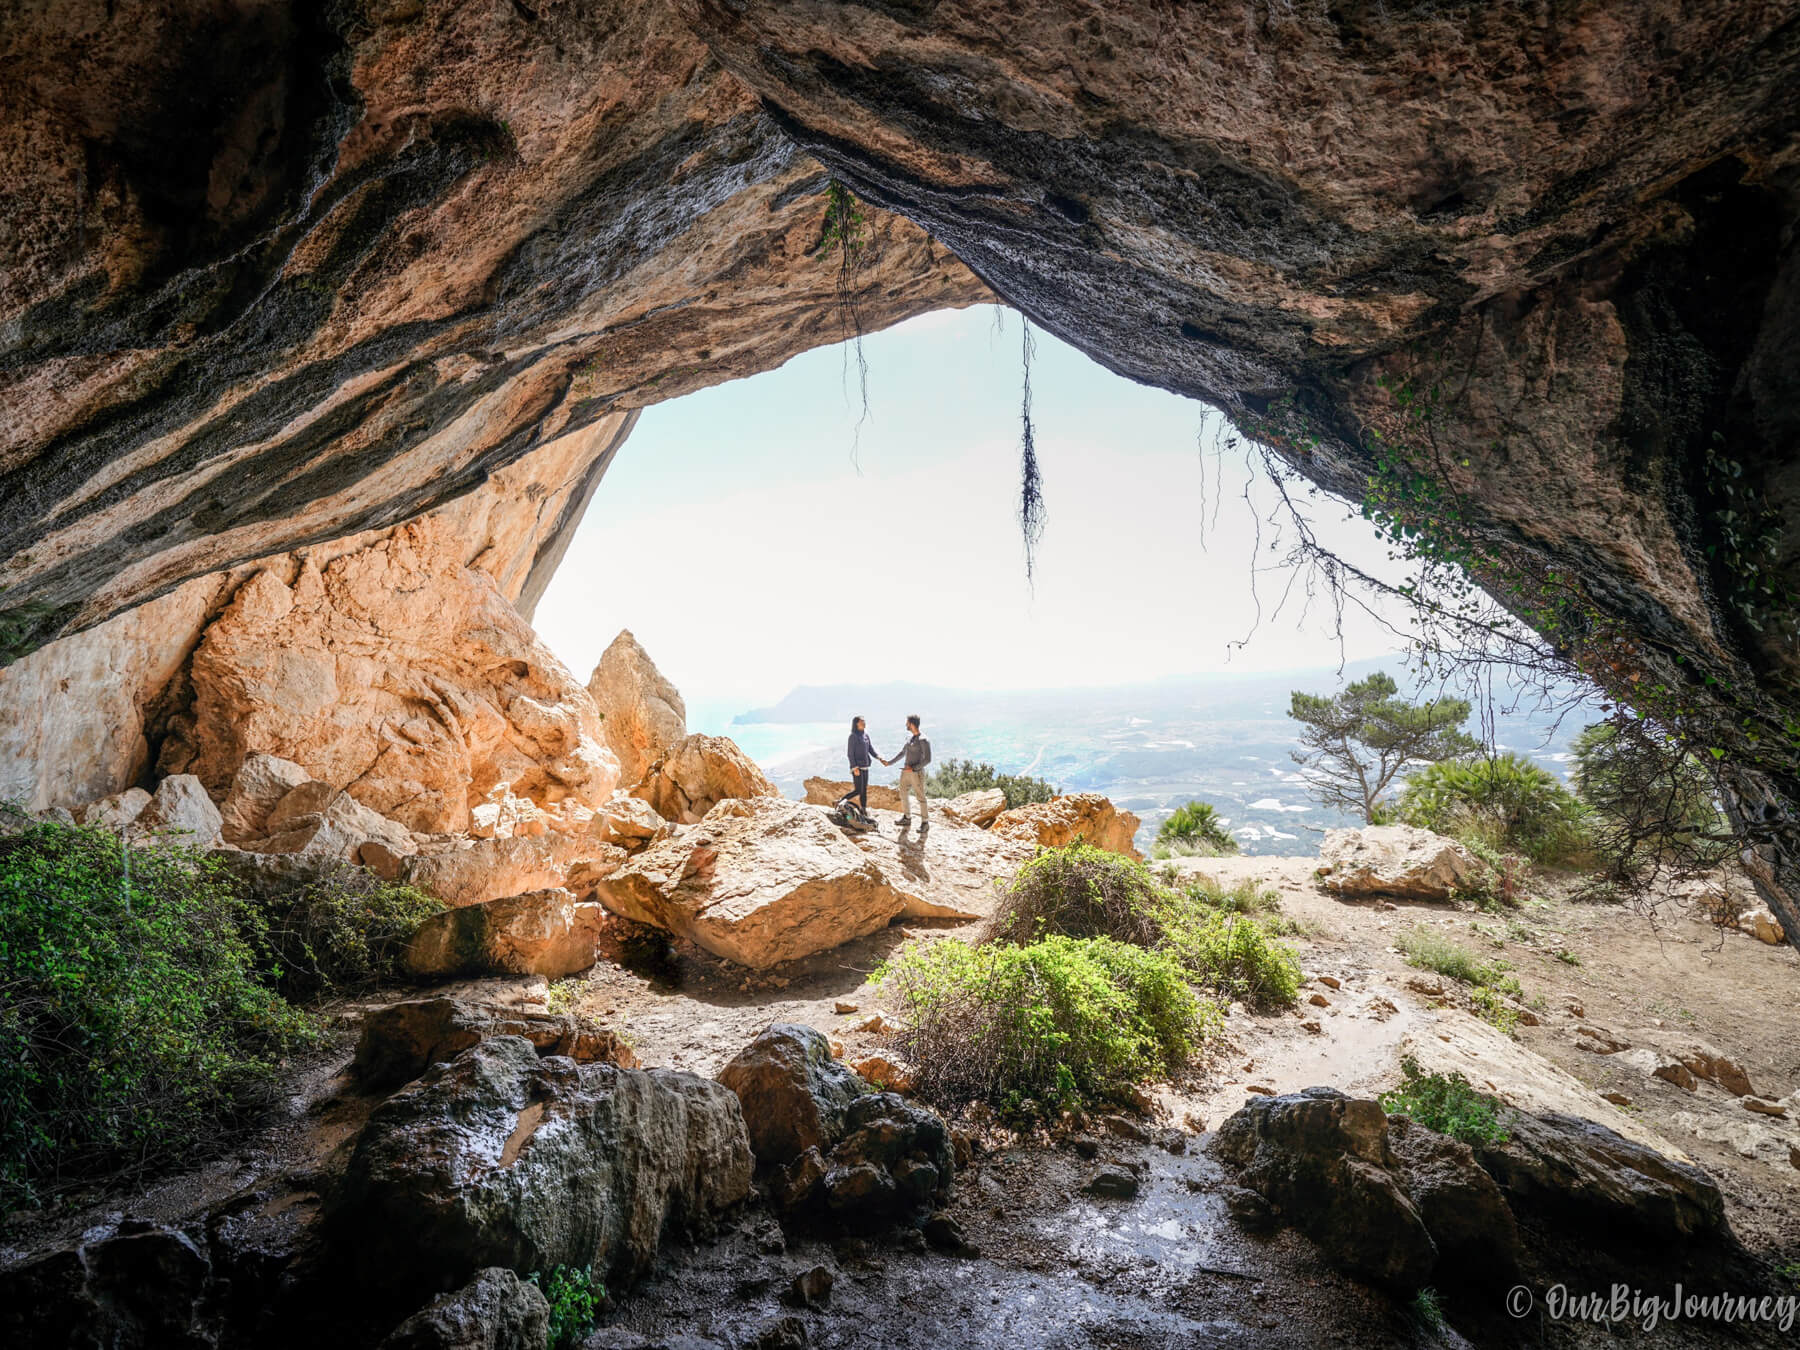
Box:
[552,824,1800,1252]
[472,811,1796,1348]
[7,804,1798,1348]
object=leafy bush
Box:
[0,818,317,1208]
[1180,873,1279,915]
[530,1265,602,1350]
[879,936,1217,1115]
[985,846,1301,1007]
[1159,906,1303,1007]
[1380,1056,1510,1148]
[1154,800,1239,857]
[926,758,1056,809]
[261,863,444,995]
[985,843,1171,946]
[1395,753,1591,865]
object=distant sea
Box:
[695,663,1602,857]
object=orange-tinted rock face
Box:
[0,0,984,658]
[163,513,618,834]
[1,1,1798,942]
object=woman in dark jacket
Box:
[840,716,888,812]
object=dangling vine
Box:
[1018,316,1046,583]
[818,179,873,459]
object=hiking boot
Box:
[896,816,911,831]
[918,822,930,837]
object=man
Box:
[891,714,932,837]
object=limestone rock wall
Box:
[3,1,1799,941]
[0,0,985,659]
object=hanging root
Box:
[1019,317,1046,582]
[821,179,872,461]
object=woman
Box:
[840,716,887,813]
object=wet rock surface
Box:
[330,1036,753,1303]
[378,1266,550,1350]
[718,1024,868,1168]
[1210,1087,1437,1290]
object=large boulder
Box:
[130,774,223,849]
[407,831,614,909]
[630,734,780,825]
[596,797,1032,967]
[354,997,639,1090]
[403,889,606,981]
[379,1268,550,1350]
[717,1023,868,1166]
[218,753,312,842]
[1316,825,1478,902]
[1472,1110,1730,1245]
[593,794,674,852]
[990,793,1142,860]
[587,631,688,787]
[1386,1115,1521,1280]
[79,786,152,833]
[159,529,620,835]
[803,777,905,812]
[331,1037,752,1299]
[1210,1087,1437,1290]
[940,788,1007,827]
[597,799,905,968]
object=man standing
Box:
[892,714,932,837]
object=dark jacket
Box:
[847,730,882,770]
[897,734,931,771]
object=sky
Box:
[533,304,1418,723]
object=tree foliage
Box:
[1288,671,1480,822]
[926,758,1056,808]
[1569,719,1731,890]
[1154,800,1239,856]
[1394,753,1590,865]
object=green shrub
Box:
[878,935,1217,1115]
[926,759,1056,808]
[1159,905,1303,1007]
[985,843,1171,946]
[1154,801,1239,856]
[1399,926,1499,986]
[1395,753,1591,866]
[1380,1056,1510,1148]
[1181,873,1279,915]
[529,1265,602,1350]
[261,863,444,995]
[1411,1287,1446,1330]
[984,846,1301,1007]
[0,819,317,1208]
